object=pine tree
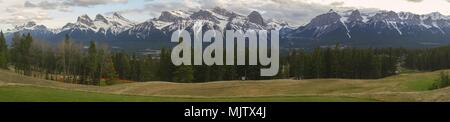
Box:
[22,33,33,76]
[158,48,175,81]
[113,52,131,80]
[102,53,117,84]
[173,65,194,83]
[0,31,8,69]
[87,41,99,85]
[43,49,57,80]
[9,33,33,76]
[92,47,117,85]
[141,55,156,81]
[312,48,323,78]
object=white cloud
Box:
[63,0,128,7]
[3,0,450,30]
[0,8,52,25]
[0,1,52,29]
[24,0,130,12]
[0,0,131,29]
[304,0,450,15]
[25,1,59,10]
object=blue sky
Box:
[2,0,450,30]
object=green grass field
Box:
[0,86,376,102]
[0,69,449,102]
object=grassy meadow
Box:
[0,69,449,102]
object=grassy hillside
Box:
[1,69,450,102]
[0,86,376,102]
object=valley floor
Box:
[1,69,450,102]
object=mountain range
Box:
[286,9,450,48]
[5,7,450,50]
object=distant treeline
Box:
[0,32,266,84]
[0,32,449,85]
[285,47,401,79]
[403,46,450,71]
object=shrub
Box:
[429,72,450,90]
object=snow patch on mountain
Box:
[292,9,450,38]
[62,12,135,35]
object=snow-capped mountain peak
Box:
[190,10,220,23]
[9,21,49,32]
[123,7,290,41]
[347,10,363,22]
[112,12,129,21]
[62,13,135,35]
[95,14,109,24]
[306,10,341,28]
[212,7,236,18]
[370,11,401,22]
[158,10,190,22]
[421,12,450,21]
[77,14,94,26]
[25,21,36,27]
[288,9,450,43]
[5,21,56,40]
